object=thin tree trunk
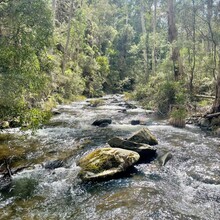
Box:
[125,1,129,25]
[212,53,220,113]
[52,0,57,27]
[62,0,75,75]
[168,0,183,81]
[189,0,196,95]
[152,0,157,75]
[140,0,148,80]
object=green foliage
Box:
[0,0,219,126]
[21,108,52,131]
[118,77,135,92]
[134,74,187,115]
[157,82,177,114]
[170,107,187,120]
[0,0,53,127]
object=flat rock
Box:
[108,137,156,162]
[128,128,158,145]
[77,147,139,181]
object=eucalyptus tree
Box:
[0,0,53,118]
[167,0,183,81]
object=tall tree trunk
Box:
[140,0,148,80]
[168,0,183,81]
[211,2,220,113]
[152,0,157,75]
[207,0,213,52]
[62,0,75,75]
[189,0,196,95]
[212,52,220,113]
[52,0,57,26]
[125,1,129,25]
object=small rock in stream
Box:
[131,120,140,125]
[92,118,112,127]
[44,159,64,169]
[52,110,62,115]
[156,152,173,166]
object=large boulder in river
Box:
[108,137,156,162]
[127,128,158,145]
[92,118,112,127]
[77,147,139,181]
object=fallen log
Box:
[205,112,220,119]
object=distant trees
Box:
[0,0,220,125]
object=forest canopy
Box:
[0,0,220,127]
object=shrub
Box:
[169,107,187,128]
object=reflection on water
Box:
[0,95,220,220]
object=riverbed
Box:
[0,95,220,219]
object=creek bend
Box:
[0,94,220,220]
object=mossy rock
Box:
[77,147,140,181]
[128,128,158,145]
[89,99,104,107]
[0,145,25,162]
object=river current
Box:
[0,94,220,220]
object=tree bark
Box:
[189,0,196,95]
[152,0,157,75]
[140,0,148,80]
[168,0,183,81]
[52,0,57,26]
[62,0,75,75]
[212,52,220,113]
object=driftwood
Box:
[195,95,215,99]
[205,112,220,119]
[0,161,32,177]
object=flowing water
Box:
[0,95,220,220]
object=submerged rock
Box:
[0,175,12,191]
[92,118,112,127]
[214,128,220,137]
[52,110,62,115]
[99,123,110,127]
[44,159,64,169]
[77,147,139,181]
[131,120,140,125]
[108,137,156,162]
[156,151,173,166]
[128,128,158,145]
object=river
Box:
[0,94,220,220]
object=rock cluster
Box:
[78,128,159,181]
